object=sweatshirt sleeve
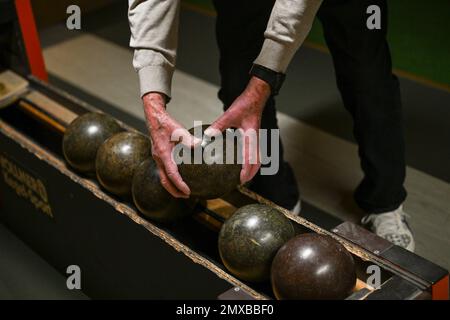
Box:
[254,0,323,73]
[128,0,180,99]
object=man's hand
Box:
[143,92,199,198]
[205,77,271,184]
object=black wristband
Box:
[249,64,286,96]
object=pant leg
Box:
[317,0,407,213]
[213,0,300,209]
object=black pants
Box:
[212,0,407,213]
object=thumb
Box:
[171,127,202,148]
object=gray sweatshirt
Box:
[128,0,323,98]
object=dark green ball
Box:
[63,112,123,173]
[96,131,151,197]
[177,124,241,199]
[132,158,195,223]
[218,204,295,282]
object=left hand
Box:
[205,76,271,184]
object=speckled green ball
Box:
[177,124,241,199]
[63,112,123,173]
[218,204,295,282]
[96,131,151,197]
[132,158,195,223]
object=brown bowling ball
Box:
[271,233,356,300]
[96,131,151,197]
[132,158,195,223]
[219,204,295,282]
[177,124,241,199]
[63,112,123,173]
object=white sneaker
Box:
[289,200,302,216]
[361,205,415,252]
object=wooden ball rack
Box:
[0,0,447,299]
[0,72,447,299]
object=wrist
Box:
[246,76,271,101]
[143,92,168,130]
[249,64,285,96]
[143,92,166,112]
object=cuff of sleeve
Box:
[138,65,173,100]
[254,39,296,74]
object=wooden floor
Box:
[42,34,450,270]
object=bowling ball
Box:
[132,158,195,223]
[96,131,151,197]
[63,112,123,173]
[271,233,356,300]
[177,124,241,199]
[218,204,295,282]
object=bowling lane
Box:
[41,33,450,271]
[42,34,223,127]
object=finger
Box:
[249,162,261,180]
[247,126,260,167]
[160,168,187,198]
[240,128,259,183]
[163,154,191,196]
[241,163,260,184]
[240,134,251,184]
[205,111,236,136]
[240,161,260,184]
[170,127,202,148]
[154,157,188,198]
[240,162,252,184]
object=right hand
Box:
[142,92,199,198]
